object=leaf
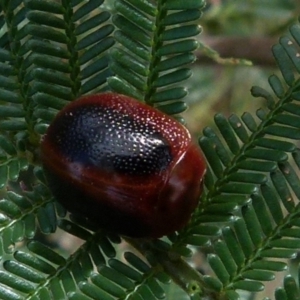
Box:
[109,0,202,117]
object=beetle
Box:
[41,93,206,238]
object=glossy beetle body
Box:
[41,93,206,238]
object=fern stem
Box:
[23,229,104,300]
[208,91,293,198]
[223,200,300,292]
[62,0,81,98]
[181,88,294,237]
[144,0,166,105]
[125,237,220,299]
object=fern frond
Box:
[0,216,168,300]
[0,0,39,138]
[73,0,114,95]
[58,218,169,300]
[0,183,58,265]
[0,132,28,191]
[0,7,26,132]
[108,0,205,116]
[0,3,32,192]
[161,16,300,297]
[201,186,300,297]
[26,0,114,133]
[4,1,300,300]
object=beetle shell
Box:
[41,93,206,238]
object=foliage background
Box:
[185,1,300,298]
[187,0,299,129]
[1,0,300,299]
[186,1,300,299]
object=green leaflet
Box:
[275,274,300,300]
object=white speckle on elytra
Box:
[56,100,190,175]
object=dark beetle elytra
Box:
[41,93,206,238]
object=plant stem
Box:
[126,237,218,299]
